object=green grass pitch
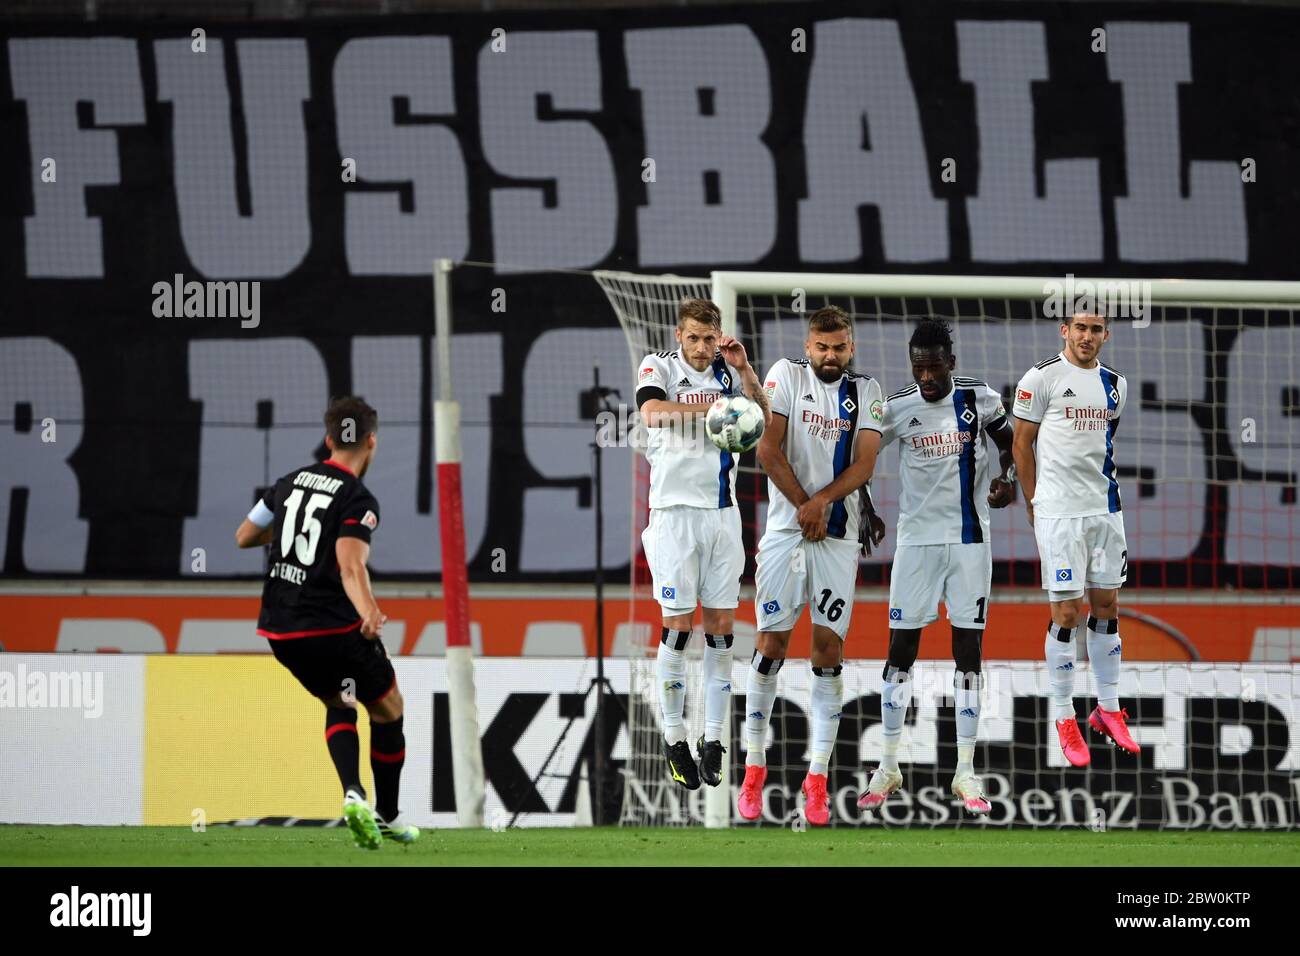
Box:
[2,825,1297,866]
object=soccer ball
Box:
[705,395,765,453]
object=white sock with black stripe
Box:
[1087,615,1122,712]
[657,627,691,745]
[702,633,733,743]
[954,671,981,776]
[744,652,783,767]
[880,666,911,773]
[809,663,843,776]
[1045,622,1077,721]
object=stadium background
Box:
[1,0,1297,832]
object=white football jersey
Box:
[637,349,744,509]
[763,358,884,540]
[880,378,1009,545]
[1014,351,1128,518]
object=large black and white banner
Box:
[1,0,1298,580]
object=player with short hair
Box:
[636,298,770,790]
[857,318,1015,817]
[740,306,884,825]
[234,396,417,849]
[1012,313,1140,767]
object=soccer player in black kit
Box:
[234,397,418,849]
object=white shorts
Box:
[754,529,859,640]
[1034,512,1128,599]
[641,505,744,615]
[888,542,992,631]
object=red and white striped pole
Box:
[434,257,485,828]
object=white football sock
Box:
[808,664,843,776]
[744,652,783,767]
[954,670,981,775]
[880,666,911,773]
[1045,623,1077,721]
[702,633,734,742]
[657,630,690,745]
[1087,615,1122,712]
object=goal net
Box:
[596,270,1300,830]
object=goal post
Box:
[711,271,1300,312]
[434,258,486,828]
[598,268,1300,830]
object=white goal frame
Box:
[601,269,1300,831]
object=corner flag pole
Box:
[434,257,485,828]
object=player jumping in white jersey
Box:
[740,306,885,825]
[856,319,1015,817]
[636,298,771,790]
[1012,313,1141,767]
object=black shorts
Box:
[268,628,396,704]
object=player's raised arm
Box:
[638,397,710,426]
[637,353,710,427]
[718,334,771,426]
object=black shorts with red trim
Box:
[265,624,396,704]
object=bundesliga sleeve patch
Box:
[1015,388,1033,409]
[360,510,379,530]
[639,367,655,380]
[764,380,777,395]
